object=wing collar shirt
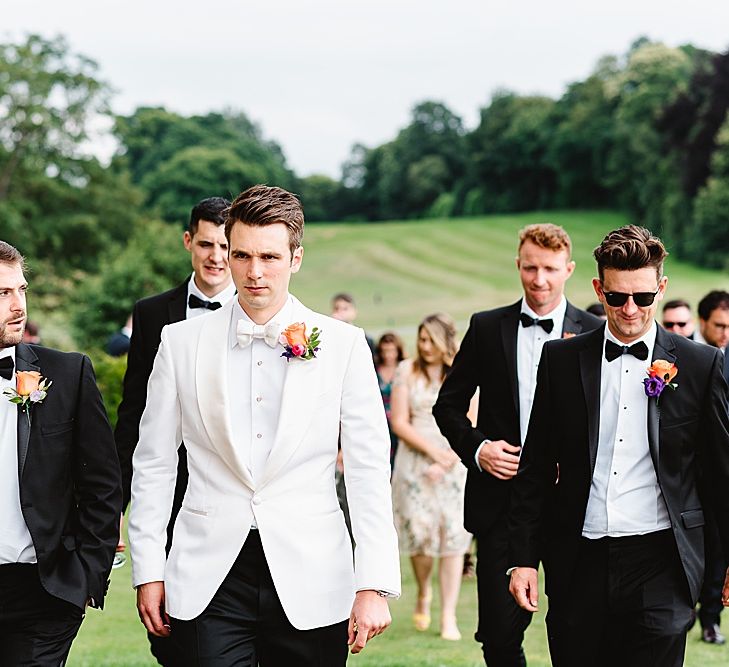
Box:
[227,296,292,497]
[517,296,567,445]
[0,346,36,564]
[582,321,670,538]
[186,273,237,320]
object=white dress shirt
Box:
[517,296,567,445]
[0,347,36,564]
[186,274,236,320]
[227,296,293,496]
[582,322,671,538]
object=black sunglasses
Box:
[602,288,660,308]
[663,321,688,329]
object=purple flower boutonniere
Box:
[279,322,321,361]
[3,370,52,423]
[643,359,678,403]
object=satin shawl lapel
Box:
[259,299,320,488]
[562,301,583,336]
[648,326,677,471]
[500,302,521,420]
[195,300,255,491]
[167,281,188,325]
[14,343,40,478]
[579,327,605,478]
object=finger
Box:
[501,444,522,454]
[352,625,369,653]
[347,615,356,645]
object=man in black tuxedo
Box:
[509,225,729,667]
[661,298,695,340]
[433,224,602,666]
[0,241,121,665]
[114,196,234,665]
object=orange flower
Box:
[282,322,308,349]
[16,371,41,396]
[563,332,576,339]
[648,359,678,383]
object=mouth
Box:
[204,265,225,274]
[244,286,267,294]
[5,317,26,328]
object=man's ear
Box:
[290,246,304,274]
[183,231,193,252]
[592,277,603,302]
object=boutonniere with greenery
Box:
[280,322,321,361]
[643,359,678,403]
[3,370,52,421]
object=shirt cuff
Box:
[505,567,518,577]
[474,439,490,472]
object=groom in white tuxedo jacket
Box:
[129,185,400,666]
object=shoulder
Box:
[30,345,88,373]
[565,301,603,331]
[290,302,361,346]
[672,332,720,366]
[470,301,521,327]
[135,281,187,313]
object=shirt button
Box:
[256,396,262,403]
[256,433,262,439]
[257,361,263,366]
[252,496,261,505]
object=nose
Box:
[621,296,640,315]
[533,269,547,286]
[247,258,263,280]
[210,244,224,264]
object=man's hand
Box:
[348,590,392,654]
[478,440,521,480]
[137,581,171,637]
[509,567,539,612]
[722,567,729,607]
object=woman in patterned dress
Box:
[375,331,407,469]
[391,313,472,641]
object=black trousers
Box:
[475,521,532,667]
[546,530,692,667]
[172,530,349,666]
[697,507,726,629]
[0,563,84,667]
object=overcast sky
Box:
[5,1,729,178]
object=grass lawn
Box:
[69,544,729,666]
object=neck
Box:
[524,295,562,317]
[193,275,232,299]
[238,296,287,325]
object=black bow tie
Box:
[605,339,649,362]
[188,294,222,311]
[519,313,554,334]
[0,356,14,380]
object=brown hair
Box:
[518,223,572,256]
[593,225,668,281]
[0,241,25,271]
[375,331,407,366]
[413,313,458,383]
[225,185,304,257]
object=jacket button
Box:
[252,496,262,505]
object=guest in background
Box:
[586,302,606,320]
[662,299,695,339]
[697,290,729,353]
[105,314,133,357]
[391,313,472,641]
[331,292,375,354]
[375,331,407,468]
[21,319,41,344]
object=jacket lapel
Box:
[579,327,605,478]
[648,326,677,470]
[14,343,40,478]
[259,299,320,488]
[168,280,188,324]
[500,302,521,421]
[563,301,584,336]
[195,300,255,491]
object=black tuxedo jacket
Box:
[14,343,121,609]
[115,280,188,511]
[433,300,603,536]
[509,325,729,604]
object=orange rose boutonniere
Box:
[3,370,52,421]
[643,359,678,403]
[280,322,321,361]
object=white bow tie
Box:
[236,320,281,349]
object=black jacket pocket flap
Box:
[681,509,705,529]
[41,419,74,436]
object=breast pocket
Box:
[41,419,75,438]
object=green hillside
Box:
[292,211,729,343]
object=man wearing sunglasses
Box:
[662,299,695,339]
[509,225,729,667]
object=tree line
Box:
[1,34,728,350]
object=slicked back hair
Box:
[225,185,304,258]
[0,241,25,272]
[593,225,668,282]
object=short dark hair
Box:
[698,290,729,321]
[0,240,25,271]
[188,197,231,236]
[225,185,304,257]
[332,293,355,306]
[593,225,668,282]
[663,299,691,312]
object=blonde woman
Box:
[391,314,472,641]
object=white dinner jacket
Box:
[128,296,400,629]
